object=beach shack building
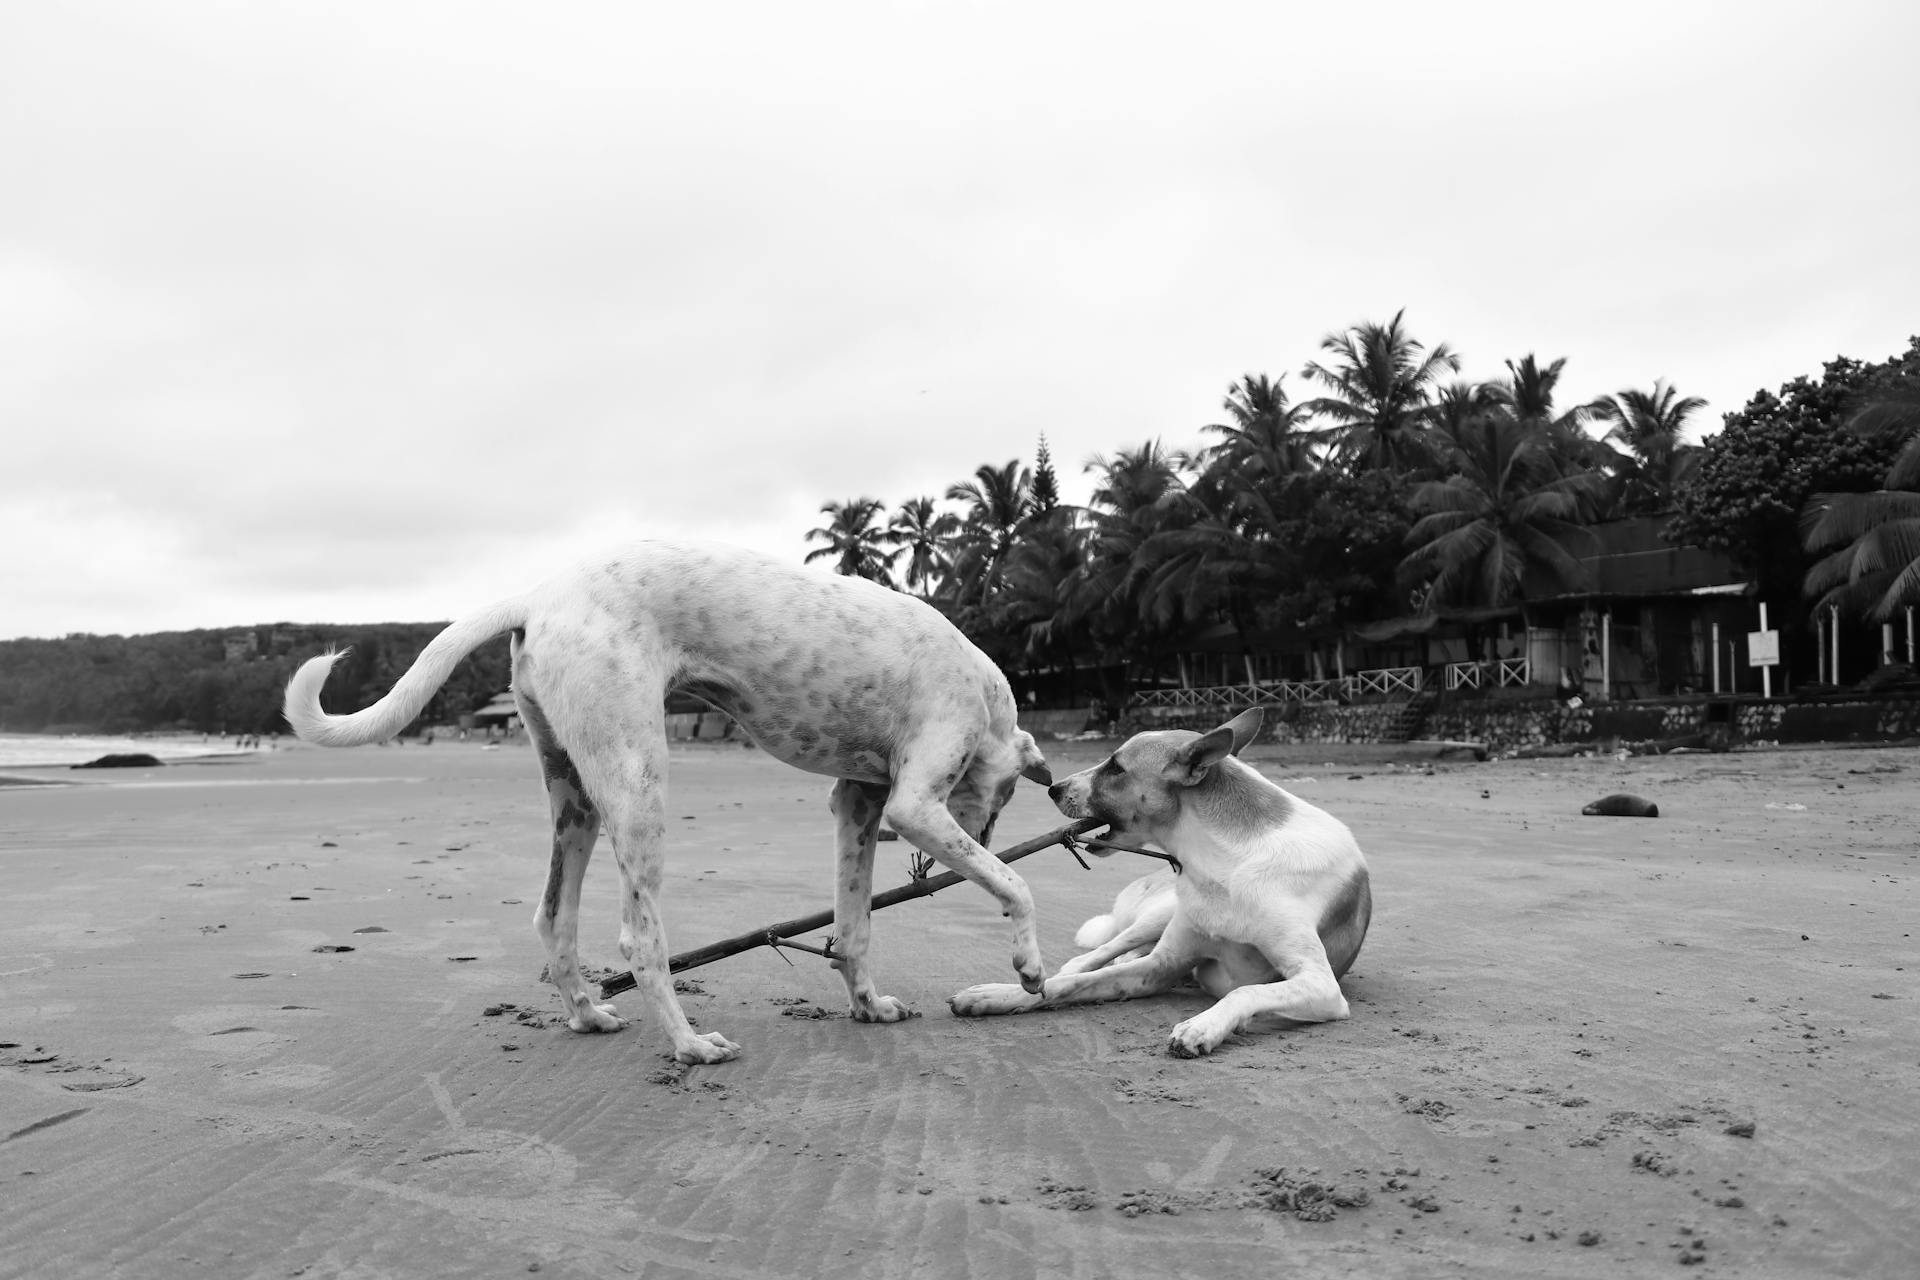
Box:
[465,691,520,733]
[1132,517,1750,714]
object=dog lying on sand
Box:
[950,708,1370,1057]
[284,539,1052,1064]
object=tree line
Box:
[6,316,1914,733]
[804,314,1920,698]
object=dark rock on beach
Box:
[70,753,164,770]
[1582,792,1658,817]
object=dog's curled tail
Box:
[282,598,529,747]
[1073,914,1122,951]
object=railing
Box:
[1130,684,1261,710]
[1346,666,1423,697]
[1444,657,1531,691]
[1130,666,1424,709]
[1273,678,1338,702]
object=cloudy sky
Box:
[4,1,1916,639]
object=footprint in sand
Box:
[393,1073,579,1195]
[173,1004,333,1093]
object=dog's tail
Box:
[282,597,530,747]
[1073,914,1122,950]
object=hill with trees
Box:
[0,623,508,736]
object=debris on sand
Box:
[1050,1168,1376,1221]
[1631,1150,1679,1177]
[1246,1167,1373,1221]
[778,1004,839,1020]
[1036,1180,1098,1211]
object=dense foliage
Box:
[1669,338,1920,662]
[804,313,1725,700]
[1798,346,1920,621]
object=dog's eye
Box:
[1098,759,1123,778]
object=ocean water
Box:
[0,734,254,769]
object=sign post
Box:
[1749,603,1779,698]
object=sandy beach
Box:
[2,736,1916,1278]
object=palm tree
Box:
[1138,468,1288,646]
[1403,414,1607,615]
[1497,354,1609,466]
[1431,379,1505,441]
[989,509,1089,667]
[944,459,1033,605]
[1801,384,1920,620]
[1064,442,1195,691]
[885,496,954,598]
[1590,381,1707,515]
[803,497,900,582]
[1202,373,1323,481]
[1301,310,1462,476]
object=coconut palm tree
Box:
[1590,381,1708,515]
[1065,441,1193,656]
[885,496,954,598]
[943,459,1034,605]
[1301,310,1462,476]
[1403,414,1607,615]
[1431,379,1505,442]
[989,509,1089,665]
[1202,373,1324,481]
[1801,384,1920,620]
[1497,354,1610,468]
[803,497,900,582]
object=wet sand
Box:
[2,737,1917,1278]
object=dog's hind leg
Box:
[1057,892,1176,977]
[950,923,1198,1017]
[519,692,622,1034]
[827,779,913,1023]
[588,723,741,1065]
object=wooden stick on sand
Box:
[597,817,1101,998]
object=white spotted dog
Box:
[283,539,1053,1065]
[949,707,1370,1058]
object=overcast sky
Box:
[4,1,1916,640]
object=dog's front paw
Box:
[1013,952,1047,995]
[1167,1014,1231,1058]
[567,1001,626,1033]
[948,983,1043,1017]
[851,994,917,1023]
[673,1030,741,1065]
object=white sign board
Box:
[1748,629,1780,667]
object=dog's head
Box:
[947,728,1054,845]
[1047,708,1262,846]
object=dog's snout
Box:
[1047,780,1067,801]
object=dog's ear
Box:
[1171,723,1238,786]
[1220,707,1263,756]
[1014,730,1052,785]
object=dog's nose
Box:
[1047,781,1065,801]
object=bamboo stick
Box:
[596,817,1101,998]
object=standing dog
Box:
[283,540,1052,1064]
[949,708,1369,1057]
